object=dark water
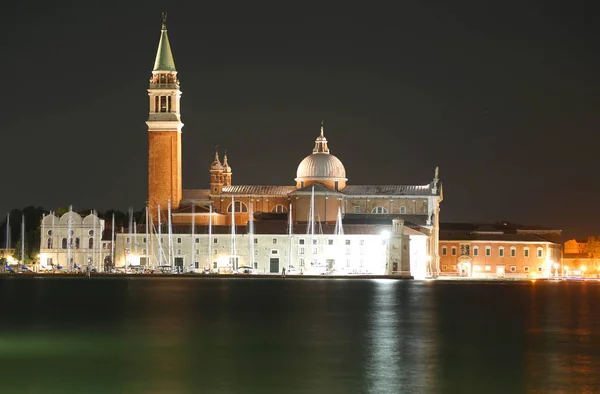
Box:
[1,278,599,393]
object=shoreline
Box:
[0,273,596,282]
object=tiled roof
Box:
[343,214,429,227]
[440,231,559,243]
[439,222,562,243]
[221,185,296,196]
[342,185,433,196]
[290,184,342,194]
[184,184,436,198]
[181,189,211,201]
[171,205,214,214]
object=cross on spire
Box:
[161,12,167,30]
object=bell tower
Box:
[147,13,183,217]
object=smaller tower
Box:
[209,151,224,194]
[222,152,232,186]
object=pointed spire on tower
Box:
[153,12,176,72]
[223,151,232,173]
[211,149,223,170]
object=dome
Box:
[296,153,346,180]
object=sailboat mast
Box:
[288,203,293,270]
[21,214,25,266]
[145,207,149,269]
[111,213,115,272]
[208,204,213,271]
[231,195,236,265]
[168,199,173,269]
[157,204,163,267]
[249,201,254,270]
[191,205,195,272]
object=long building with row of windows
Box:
[438,222,562,278]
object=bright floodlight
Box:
[380,230,390,240]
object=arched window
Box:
[47,238,53,249]
[371,206,388,214]
[62,238,67,249]
[227,201,248,213]
[75,238,80,249]
[89,238,94,249]
[271,205,288,213]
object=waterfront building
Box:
[118,16,444,277]
[38,208,111,271]
[438,222,562,279]
[563,238,599,277]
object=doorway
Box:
[270,258,279,273]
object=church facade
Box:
[113,17,443,277]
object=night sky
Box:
[2,2,598,239]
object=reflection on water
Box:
[1,278,600,393]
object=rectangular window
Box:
[312,239,317,245]
[537,266,543,272]
[299,247,305,255]
[213,238,218,244]
[537,249,543,258]
[400,206,406,214]
[359,240,365,246]
[345,240,351,245]
[299,239,305,245]
[346,247,351,255]
[195,249,200,255]
[354,206,360,214]
[213,250,217,255]
[524,248,530,257]
[510,266,516,272]
[442,265,448,270]
[272,238,277,244]
[524,266,529,272]
[213,261,217,268]
[195,262,199,269]
[499,248,504,257]
[299,258,305,267]
[142,248,147,255]
[474,247,479,256]
[451,247,456,256]
[510,248,516,257]
[442,247,447,256]
[328,239,334,245]
[142,237,147,244]
[271,249,278,255]
[254,238,258,244]
[313,247,318,255]
[485,247,491,256]
[195,238,200,244]
[451,264,456,270]
[126,237,130,243]
[177,238,182,244]
[176,249,182,255]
